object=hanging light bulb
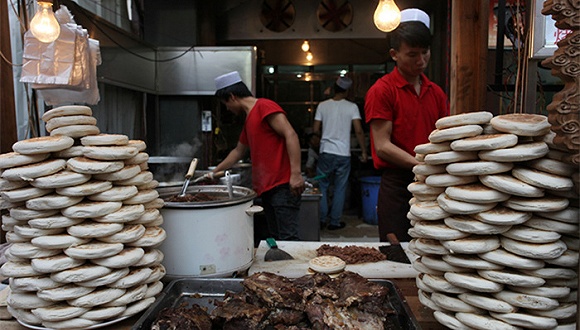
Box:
[306,51,313,62]
[373,0,401,32]
[30,0,60,43]
[301,40,310,52]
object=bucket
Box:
[360,176,380,225]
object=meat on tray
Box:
[316,244,387,264]
[150,271,395,330]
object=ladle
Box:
[178,158,199,197]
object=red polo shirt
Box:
[364,68,449,170]
[240,98,291,196]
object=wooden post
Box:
[0,0,18,153]
[450,0,489,114]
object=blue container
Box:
[360,176,380,225]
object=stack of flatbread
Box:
[409,111,578,330]
[0,105,165,328]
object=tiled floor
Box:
[320,210,380,242]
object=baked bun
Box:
[428,125,483,143]
[61,201,122,218]
[12,136,75,155]
[80,134,129,146]
[76,267,130,288]
[50,264,112,283]
[308,256,346,274]
[30,170,90,189]
[45,115,97,132]
[56,180,112,197]
[67,156,124,174]
[490,113,551,136]
[450,133,518,151]
[414,141,452,154]
[64,242,124,259]
[83,146,139,161]
[436,111,493,129]
[41,105,92,122]
[50,124,100,138]
[0,152,49,169]
[479,142,549,162]
[93,164,141,181]
[2,158,67,181]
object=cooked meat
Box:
[166,192,227,202]
[316,244,387,264]
[211,296,268,323]
[243,272,304,309]
[293,273,339,300]
[267,308,305,325]
[335,271,390,316]
[151,302,212,330]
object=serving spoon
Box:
[178,158,199,197]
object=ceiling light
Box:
[373,0,401,32]
[301,40,310,52]
[30,0,60,43]
[306,52,313,62]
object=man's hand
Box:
[289,172,305,196]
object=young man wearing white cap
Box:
[212,71,305,241]
[364,9,449,242]
[313,76,368,230]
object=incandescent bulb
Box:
[373,0,401,32]
[306,52,313,62]
[301,40,310,52]
[30,1,60,43]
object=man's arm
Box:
[213,142,247,173]
[370,119,419,170]
[352,119,368,162]
[312,120,321,136]
[267,113,305,195]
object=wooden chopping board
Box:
[249,241,419,279]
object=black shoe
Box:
[327,222,346,230]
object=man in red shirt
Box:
[212,71,305,241]
[364,9,449,242]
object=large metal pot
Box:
[157,185,261,279]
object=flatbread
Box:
[441,235,501,254]
[450,133,518,151]
[445,161,513,176]
[0,152,50,169]
[477,269,545,287]
[444,215,511,234]
[500,236,567,259]
[97,224,146,244]
[76,268,130,288]
[436,111,493,129]
[61,201,123,218]
[30,254,85,273]
[25,194,83,210]
[9,276,62,291]
[503,196,569,213]
[50,264,112,283]
[525,216,579,235]
[56,180,113,197]
[437,193,497,214]
[67,221,124,238]
[108,267,153,289]
[409,201,450,220]
[425,174,478,187]
[67,287,126,308]
[87,185,139,202]
[421,273,468,294]
[457,292,517,313]
[479,142,549,162]
[41,105,92,122]
[51,145,85,158]
[8,242,61,259]
[442,254,503,270]
[80,134,129,146]
[455,312,523,330]
[480,174,545,198]
[83,146,139,161]
[512,167,574,191]
[12,136,74,155]
[423,151,479,165]
[2,159,67,181]
[30,234,91,249]
[493,290,559,310]
[32,304,89,322]
[45,115,97,132]
[478,248,546,270]
[50,125,100,138]
[93,204,146,223]
[124,152,149,165]
[122,189,159,204]
[1,186,52,203]
[92,247,145,268]
[126,226,167,247]
[536,207,580,224]
[414,141,452,155]
[428,125,483,143]
[64,242,124,259]
[30,170,90,189]
[430,291,485,312]
[443,272,504,293]
[93,164,141,181]
[407,182,445,195]
[37,284,95,302]
[526,157,577,177]
[13,225,64,238]
[501,224,562,243]
[67,156,124,174]
[490,113,551,136]
[445,183,510,203]
[472,206,532,225]
[412,221,470,240]
[420,255,469,273]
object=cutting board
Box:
[249,241,419,279]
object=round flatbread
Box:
[512,167,573,191]
[56,180,112,197]
[88,185,138,202]
[126,226,166,247]
[413,238,449,255]
[127,140,147,152]
[430,292,485,312]
[432,311,471,329]
[436,111,493,129]
[428,125,483,143]
[134,249,164,268]
[30,234,91,249]
[424,151,479,165]
[544,249,579,268]
[412,258,444,276]
[92,247,145,268]
[52,145,85,158]
[417,290,443,311]
[407,182,445,195]
[509,285,571,299]
[119,297,155,318]
[31,254,85,273]
[6,306,43,325]
[83,146,139,161]
[61,201,123,218]
[50,264,113,283]
[421,273,468,294]
[444,272,504,293]
[490,113,551,136]
[37,284,95,302]
[7,292,52,309]
[67,287,126,308]
[445,183,510,203]
[115,171,154,186]
[425,174,478,187]
[0,178,29,190]
[80,134,129,146]
[479,248,545,270]
[144,281,164,298]
[502,225,561,243]
[45,115,97,132]
[441,235,501,254]
[67,157,124,174]
[10,276,62,291]
[412,221,470,240]
[104,284,147,306]
[524,216,579,235]
[26,194,83,210]
[409,201,450,220]
[444,215,511,234]
[472,206,532,225]
[500,236,567,260]
[97,224,145,245]
[412,164,447,176]
[81,305,126,321]
[42,318,99,329]
[109,267,153,289]
[13,225,64,238]
[41,105,92,122]
[8,242,61,259]
[437,193,497,214]
[1,261,41,278]
[50,124,100,138]
[450,133,518,151]
[521,267,577,280]
[12,136,75,155]
[76,267,130,288]
[477,269,545,287]
[93,204,146,223]
[143,198,164,209]
[479,142,549,162]
[123,189,159,205]
[32,304,89,322]
[526,157,577,177]
[67,221,124,238]
[455,312,522,330]
[2,158,66,181]
[414,141,452,155]
[420,255,469,273]
[64,242,124,259]
[493,290,559,310]
[503,196,569,213]
[93,164,141,181]
[30,170,91,189]
[124,152,149,165]
[0,152,50,169]
[536,207,580,224]
[446,161,513,176]
[28,215,84,229]
[1,186,52,203]
[442,254,503,270]
[457,292,517,313]
[480,174,544,198]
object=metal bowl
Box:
[158,185,257,209]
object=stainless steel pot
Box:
[157,185,261,279]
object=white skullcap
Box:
[215,71,242,90]
[400,8,430,28]
[336,77,352,90]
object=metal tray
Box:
[132,278,420,330]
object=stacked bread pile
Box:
[0,105,166,329]
[408,111,578,330]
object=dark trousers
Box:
[377,169,415,242]
[254,184,301,243]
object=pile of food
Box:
[0,105,166,329]
[316,244,387,264]
[408,111,578,329]
[151,271,395,329]
[165,192,228,203]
